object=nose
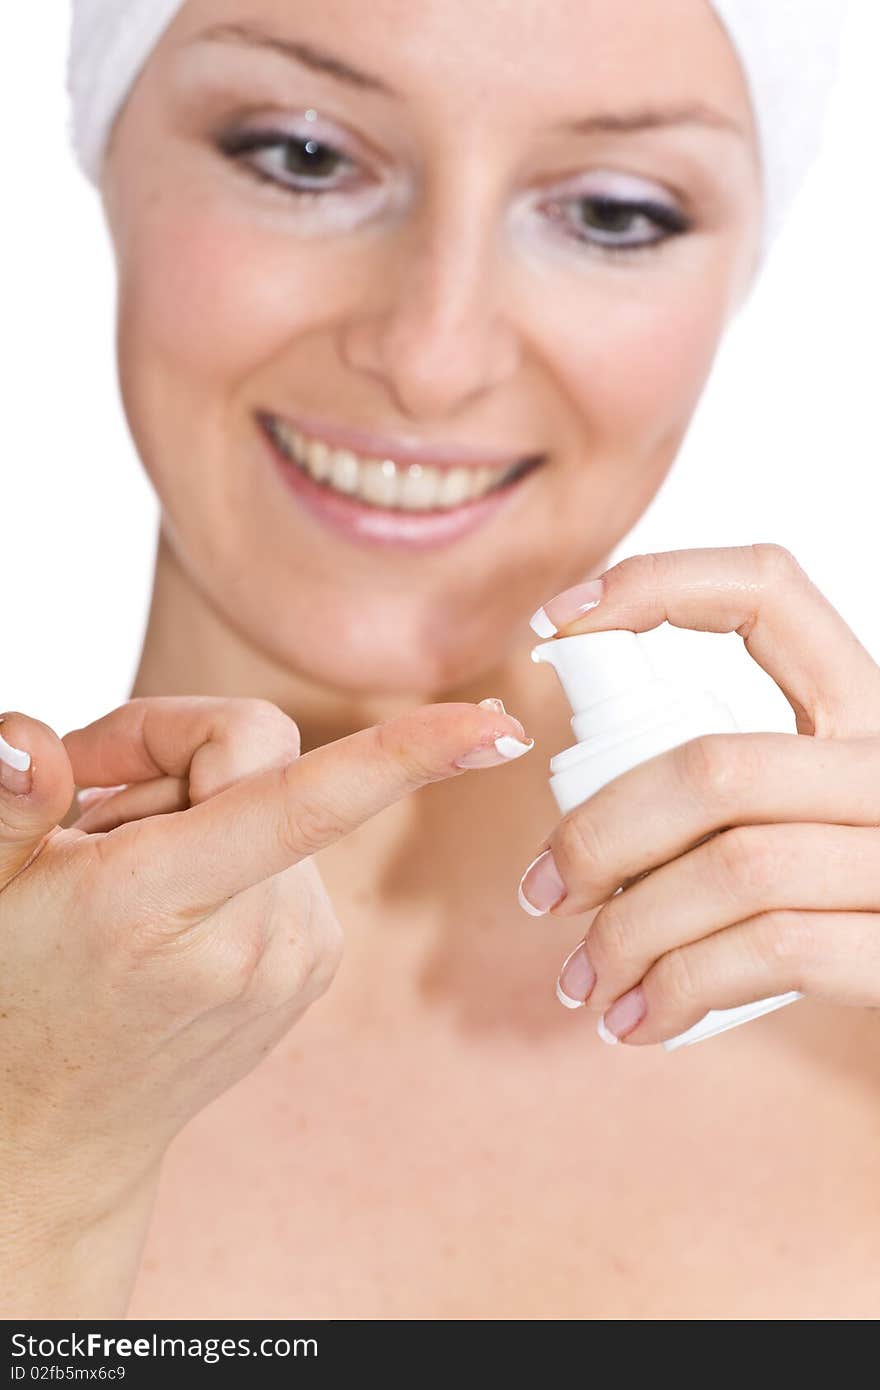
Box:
[338,202,522,422]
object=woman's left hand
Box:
[519,543,880,1044]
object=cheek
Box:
[531,266,730,457]
[118,208,308,388]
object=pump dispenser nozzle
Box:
[531,629,653,714]
[532,628,801,1050]
[532,630,738,815]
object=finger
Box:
[533,545,880,737]
[119,701,532,918]
[63,696,302,803]
[598,909,880,1045]
[73,776,189,834]
[0,713,75,887]
[537,731,880,917]
[583,822,880,1013]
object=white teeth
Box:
[360,458,399,507]
[471,466,494,496]
[329,449,360,494]
[268,417,522,512]
[398,463,436,511]
[274,420,297,458]
[436,467,473,508]
[305,438,331,481]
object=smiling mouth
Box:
[259,412,545,513]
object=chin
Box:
[234,588,511,698]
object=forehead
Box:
[171,0,753,127]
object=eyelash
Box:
[545,195,689,257]
[218,127,361,198]
[216,129,691,254]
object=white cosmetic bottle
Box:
[531,629,801,1050]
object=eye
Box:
[547,194,689,251]
[218,127,362,195]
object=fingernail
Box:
[0,718,32,795]
[596,1017,618,1045]
[495,734,534,758]
[555,943,596,1009]
[455,705,534,769]
[518,848,567,916]
[529,578,605,637]
[598,986,646,1044]
[77,785,125,809]
[455,735,534,769]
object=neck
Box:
[131,529,581,752]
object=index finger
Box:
[531,545,880,738]
[102,701,532,919]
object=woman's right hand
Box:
[0,694,531,1316]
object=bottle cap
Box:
[531,629,730,810]
[531,630,654,711]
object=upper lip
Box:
[262,409,543,471]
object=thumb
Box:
[0,713,75,887]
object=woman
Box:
[3,0,877,1319]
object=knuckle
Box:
[752,908,811,975]
[605,550,666,598]
[280,801,340,860]
[234,697,302,756]
[587,895,633,974]
[264,875,344,1007]
[653,946,702,1013]
[677,734,743,806]
[299,874,345,985]
[553,809,608,886]
[277,763,346,858]
[750,541,803,584]
[273,927,317,1003]
[309,917,345,998]
[708,825,777,900]
[373,717,436,787]
[189,922,267,1009]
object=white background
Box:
[2,3,878,738]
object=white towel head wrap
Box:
[68,0,851,253]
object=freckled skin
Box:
[93,0,880,1323]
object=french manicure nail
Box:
[555,942,596,1009]
[0,718,32,795]
[598,986,646,1044]
[518,848,567,916]
[77,784,125,809]
[494,734,534,759]
[529,578,605,637]
[455,734,534,769]
[529,607,558,639]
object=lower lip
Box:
[261,424,537,551]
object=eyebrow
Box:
[191,25,745,139]
[192,23,397,95]
[561,104,746,139]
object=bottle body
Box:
[531,632,800,1050]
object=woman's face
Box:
[103,0,761,693]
